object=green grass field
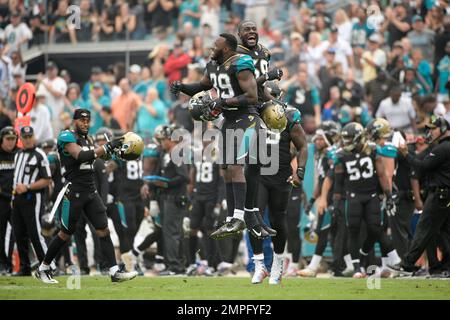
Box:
[1,276,450,300]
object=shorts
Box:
[190,197,217,230]
[218,113,264,166]
[344,192,381,229]
[60,189,107,235]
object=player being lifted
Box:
[333,122,396,278]
[170,33,267,239]
[236,20,286,236]
[34,109,138,284]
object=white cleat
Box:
[121,251,137,272]
[297,267,317,278]
[252,261,269,284]
[269,256,284,285]
[342,266,355,277]
[111,269,138,282]
[33,269,59,284]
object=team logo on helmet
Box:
[117,132,144,161]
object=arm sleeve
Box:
[406,144,447,172]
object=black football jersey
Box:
[335,145,379,194]
[237,44,271,103]
[205,54,257,118]
[57,130,96,192]
[193,153,221,200]
[116,157,144,200]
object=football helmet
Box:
[117,132,144,161]
[341,122,366,152]
[260,99,288,132]
[366,118,391,142]
[319,121,341,145]
[94,127,114,143]
[188,91,220,122]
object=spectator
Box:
[304,31,326,77]
[311,0,331,27]
[293,7,312,38]
[342,69,364,107]
[87,82,111,134]
[285,69,321,126]
[231,0,246,21]
[98,106,121,136]
[381,3,410,48]
[421,94,447,119]
[361,33,387,84]
[179,0,201,31]
[111,78,141,131]
[259,18,273,40]
[334,9,352,44]
[323,25,353,74]
[434,16,450,67]
[164,42,191,86]
[314,14,330,41]
[3,12,32,55]
[436,41,450,103]
[82,66,110,101]
[134,87,167,141]
[189,35,205,65]
[376,86,417,132]
[29,86,53,142]
[64,83,86,115]
[245,0,269,29]
[269,30,288,68]
[400,67,425,99]
[98,0,116,41]
[171,93,193,132]
[74,0,99,43]
[285,32,304,77]
[351,7,373,51]
[29,14,48,47]
[36,61,68,133]
[8,51,25,88]
[387,41,404,73]
[0,42,12,99]
[147,0,175,37]
[150,60,170,108]
[322,86,342,122]
[0,98,12,130]
[131,0,147,40]
[115,2,137,40]
[407,15,435,63]
[60,69,71,85]
[365,69,398,115]
[49,0,76,44]
[410,49,433,94]
[133,66,152,99]
[128,64,142,88]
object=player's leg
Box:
[74,215,90,273]
[0,198,12,274]
[202,199,222,271]
[249,181,270,283]
[286,187,302,275]
[161,198,185,274]
[345,194,365,277]
[187,198,204,274]
[107,203,128,254]
[85,193,137,282]
[11,197,31,275]
[389,194,414,259]
[266,184,290,284]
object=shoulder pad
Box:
[376,143,398,159]
[58,130,76,144]
[234,54,255,74]
[286,107,301,130]
[259,44,271,60]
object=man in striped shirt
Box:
[11,126,52,276]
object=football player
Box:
[171,33,267,239]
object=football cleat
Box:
[210,218,246,239]
[111,268,138,283]
[269,256,284,285]
[33,269,59,284]
[252,261,269,284]
[298,267,317,278]
[185,264,198,276]
[342,266,355,277]
[248,226,270,239]
[387,262,419,276]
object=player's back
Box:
[57,130,96,192]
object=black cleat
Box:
[387,262,419,276]
[248,225,270,239]
[210,218,246,239]
[262,224,277,237]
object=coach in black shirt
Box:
[11,126,52,275]
[392,117,450,274]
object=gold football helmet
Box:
[260,99,287,132]
[117,132,144,161]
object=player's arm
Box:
[375,155,392,196]
[223,69,258,107]
[401,144,447,172]
[65,142,107,162]
[290,123,308,181]
[317,175,333,215]
[411,178,423,211]
[381,156,395,192]
[171,73,213,97]
[333,162,344,202]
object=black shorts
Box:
[190,197,217,231]
[344,192,381,229]
[60,189,107,235]
[218,114,264,166]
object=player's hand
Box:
[140,184,149,199]
[287,175,301,187]
[103,136,124,154]
[170,81,183,95]
[414,198,424,211]
[265,68,283,81]
[316,196,328,216]
[202,98,223,121]
[386,194,397,217]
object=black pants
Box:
[388,194,414,259]
[161,196,186,272]
[107,203,127,254]
[330,210,348,272]
[404,192,450,267]
[74,215,103,271]
[11,193,48,271]
[286,186,302,262]
[0,197,14,269]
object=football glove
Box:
[103,136,123,155]
[170,81,183,95]
[265,68,283,81]
[386,194,397,217]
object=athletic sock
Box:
[344,254,353,270]
[233,209,244,221]
[387,249,402,265]
[43,235,67,266]
[109,265,119,276]
[99,235,117,268]
[309,254,322,271]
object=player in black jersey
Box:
[34,109,137,284]
[186,139,226,274]
[249,104,308,285]
[333,122,395,278]
[236,20,285,239]
[0,127,18,275]
[170,33,266,239]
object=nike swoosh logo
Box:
[430,153,435,157]
[226,226,235,232]
[252,229,261,237]
[292,196,299,200]
[236,119,242,123]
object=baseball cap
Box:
[0,126,17,139]
[20,126,34,137]
[130,64,142,74]
[73,108,91,120]
[46,61,57,69]
[412,15,423,23]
